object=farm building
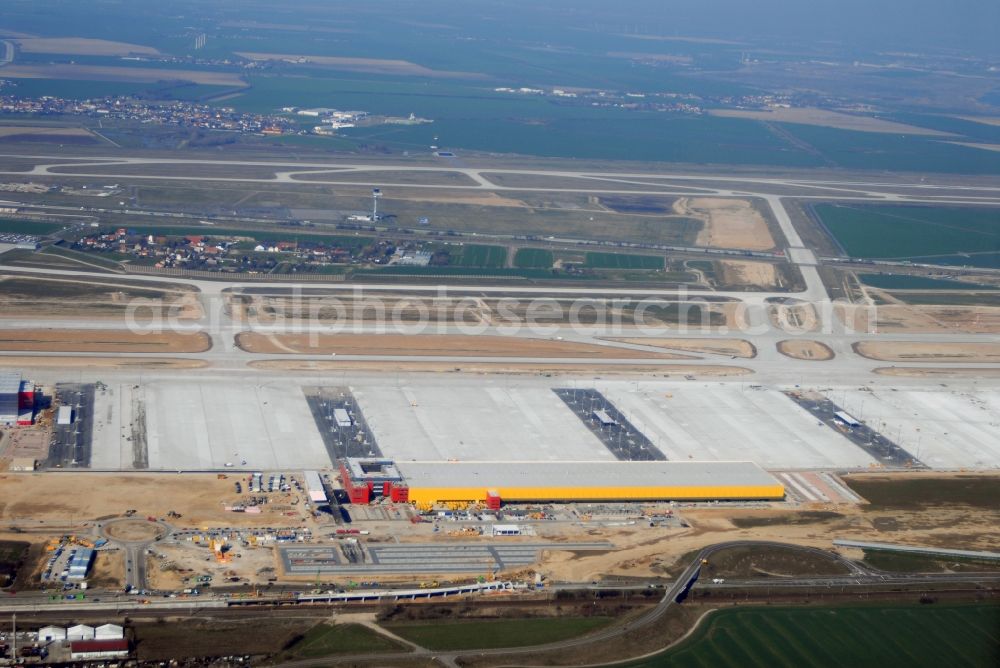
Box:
[0,372,19,424]
[341,458,783,505]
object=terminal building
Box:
[339,458,784,506]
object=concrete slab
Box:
[827,389,1000,469]
[139,381,333,470]
[352,384,614,462]
[597,382,877,469]
[90,383,124,469]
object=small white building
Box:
[38,626,66,642]
[491,524,522,537]
[67,624,95,641]
[95,623,124,640]
[57,405,73,425]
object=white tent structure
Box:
[95,624,124,640]
[67,624,95,641]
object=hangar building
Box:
[0,372,19,424]
[340,458,783,505]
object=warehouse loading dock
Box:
[342,458,783,505]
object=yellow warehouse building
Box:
[393,460,785,504]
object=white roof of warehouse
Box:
[0,372,20,394]
[395,460,780,489]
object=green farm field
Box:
[514,247,555,269]
[622,604,1000,668]
[449,244,507,268]
[386,617,612,651]
[285,623,404,658]
[0,218,64,235]
[586,252,665,270]
[814,204,1000,266]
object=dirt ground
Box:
[0,428,48,468]
[0,275,202,320]
[854,340,1000,363]
[0,356,207,369]
[718,260,779,288]
[837,303,1000,334]
[247,359,753,376]
[768,301,820,332]
[674,197,775,251]
[147,541,279,589]
[776,339,835,361]
[605,337,756,358]
[0,473,293,528]
[709,107,950,135]
[15,37,161,56]
[534,472,1000,582]
[0,329,211,353]
[88,550,125,589]
[874,367,1000,378]
[235,332,678,359]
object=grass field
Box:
[0,218,63,235]
[585,252,665,270]
[859,273,993,290]
[352,265,560,279]
[815,204,1000,265]
[449,244,507,268]
[623,604,1000,668]
[862,550,1000,574]
[42,245,125,269]
[385,617,612,651]
[701,544,850,578]
[514,247,554,269]
[843,475,1000,510]
[887,291,1000,306]
[134,618,315,661]
[285,623,405,658]
[0,277,167,300]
